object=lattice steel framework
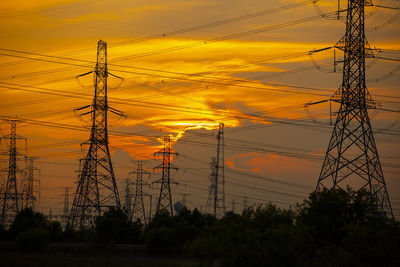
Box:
[131,161,149,224]
[317,0,393,217]
[154,136,178,215]
[123,179,132,218]
[69,40,121,229]
[205,123,226,218]
[205,157,217,214]
[0,120,25,227]
[22,157,39,210]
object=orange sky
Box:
[0,0,399,218]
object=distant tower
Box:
[205,157,217,215]
[69,40,121,229]
[215,123,225,216]
[0,120,26,227]
[242,196,248,212]
[231,199,236,213]
[316,0,393,217]
[123,179,132,218]
[48,208,53,221]
[22,157,39,210]
[62,187,70,227]
[153,136,178,215]
[130,161,149,224]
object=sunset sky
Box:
[0,0,399,218]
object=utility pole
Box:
[231,199,235,213]
[153,136,178,215]
[130,161,150,224]
[69,40,122,229]
[22,157,39,210]
[317,0,393,217]
[0,120,26,227]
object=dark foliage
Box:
[0,188,398,266]
[5,207,61,251]
[144,188,399,266]
[94,207,143,248]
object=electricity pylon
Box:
[205,157,217,214]
[215,123,226,216]
[317,0,393,217]
[22,157,39,210]
[0,120,26,227]
[130,161,150,224]
[69,40,121,229]
[153,136,178,215]
[205,123,226,218]
[62,187,70,227]
[123,179,132,218]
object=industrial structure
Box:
[154,136,178,215]
[21,157,39,210]
[205,123,226,217]
[316,0,393,217]
[68,40,121,229]
[130,161,149,224]
[0,120,26,227]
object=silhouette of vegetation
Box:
[3,207,61,251]
[0,188,398,266]
[94,207,143,248]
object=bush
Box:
[16,228,50,251]
[94,207,142,248]
[184,234,219,266]
[8,208,49,239]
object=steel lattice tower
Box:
[205,157,217,214]
[22,157,39,210]
[214,122,226,215]
[205,123,226,217]
[69,40,121,229]
[154,136,178,215]
[130,161,149,224]
[0,120,25,227]
[215,123,226,216]
[62,187,70,227]
[123,179,132,218]
[317,0,393,217]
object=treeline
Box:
[0,188,399,266]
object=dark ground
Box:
[0,242,198,267]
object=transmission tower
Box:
[317,0,393,217]
[123,179,132,218]
[205,157,217,215]
[62,187,70,227]
[22,157,39,210]
[205,123,226,217]
[242,196,248,212]
[153,136,178,215]
[130,161,150,224]
[69,40,121,229]
[0,120,26,227]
